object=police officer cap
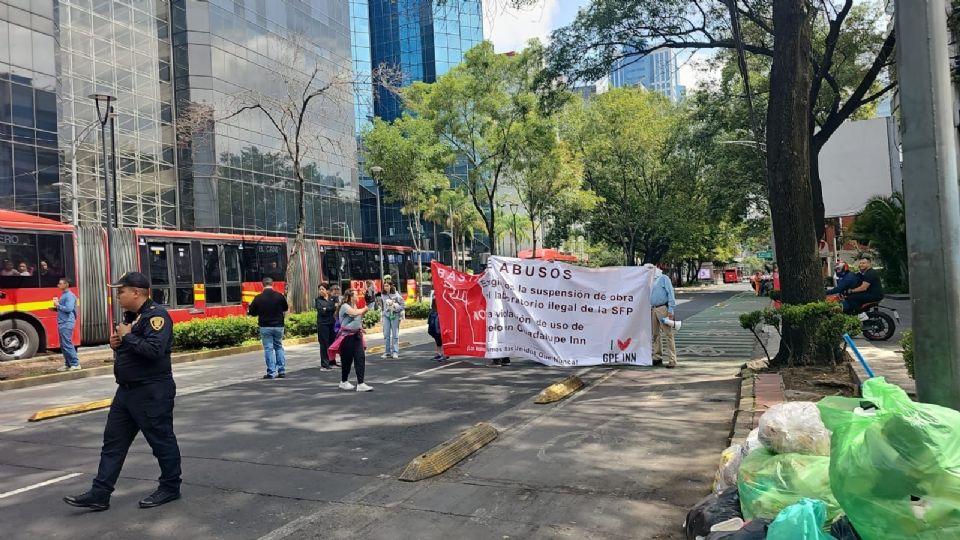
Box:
[109,271,150,289]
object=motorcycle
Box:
[826,294,899,341]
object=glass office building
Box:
[610,47,684,102]
[172,0,357,237]
[0,1,58,220]
[1,0,360,242]
[360,0,483,247]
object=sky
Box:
[482,0,710,90]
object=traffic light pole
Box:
[895,0,960,409]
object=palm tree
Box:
[852,192,908,292]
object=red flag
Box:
[431,261,486,357]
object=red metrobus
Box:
[0,210,80,360]
[0,210,416,360]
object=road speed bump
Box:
[535,375,584,404]
[28,398,113,422]
[399,422,498,482]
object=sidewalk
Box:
[266,293,771,539]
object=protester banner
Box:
[483,257,655,366]
[431,261,487,357]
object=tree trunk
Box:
[767,0,824,367]
[809,141,826,240]
[286,164,307,310]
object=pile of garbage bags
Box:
[685,377,960,540]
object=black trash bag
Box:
[684,487,742,540]
[830,516,863,540]
[705,519,772,540]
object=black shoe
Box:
[277,372,286,378]
[64,491,110,511]
[491,358,502,366]
[138,489,181,509]
[652,359,664,367]
[262,374,275,379]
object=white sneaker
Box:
[338,381,355,391]
[320,367,333,372]
[68,365,81,370]
[56,366,69,372]
[356,383,373,392]
[391,353,399,359]
[381,353,390,359]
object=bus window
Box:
[223,244,242,303]
[323,249,344,285]
[147,242,171,305]
[367,251,380,280]
[37,234,68,287]
[387,253,401,283]
[349,249,368,280]
[257,243,285,281]
[172,243,194,306]
[0,231,39,288]
[202,244,223,304]
[241,245,261,282]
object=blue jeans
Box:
[383,317,400,355]
[259,327,286,376]
[59,322,79,367]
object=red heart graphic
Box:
[617,338,632,351]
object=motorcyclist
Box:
[826,262,862,296]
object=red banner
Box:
[431,261,486,357]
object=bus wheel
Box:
[0,319,40,361]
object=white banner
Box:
[482,257,655,366]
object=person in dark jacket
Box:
[64,272,181,511]
[827,262,862,296]
[248,277,289,379]
[315,283,337,371]
[427,297,447,362]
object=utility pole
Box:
[895,0,960,409]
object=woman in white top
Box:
[379,281,405,359]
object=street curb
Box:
[534,375,584,404]
[28,398,113,422]
[398,422,498,482]
[367,341,411,355]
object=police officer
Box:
[64,272,182,511]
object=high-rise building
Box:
[609,47,684,102]
[358,0,483,248]
[1,0,359,240]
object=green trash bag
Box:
[767,498,836,540]
[817,377,960,540]
[737,448,842,522]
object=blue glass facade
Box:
[360,0,483,247]
[610,47,684,102]
[0,1,59,220]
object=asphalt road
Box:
[0,288,742,540]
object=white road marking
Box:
[676,299,691,305]
[384,361,462,384]
[0,472,82,499]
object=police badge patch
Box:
[150,317,165,331]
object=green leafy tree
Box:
[362,114,455,286]
[546,0,894,239]
[851,192,908,292]
[403,41,554,254]
[560,87,679,265]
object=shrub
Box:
[405,300,431,319]
[173,316,259,351]
[285,311,317,337]
[900,329,914,379]
[363,309,381,328]
[741,302,861,366]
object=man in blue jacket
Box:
[826,263,861,296]
[54,277,80,371]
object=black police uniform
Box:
[90,298,181,499]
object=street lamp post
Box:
[369,166,386,288]
[509,203,519,258]
[91,93,120,326]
